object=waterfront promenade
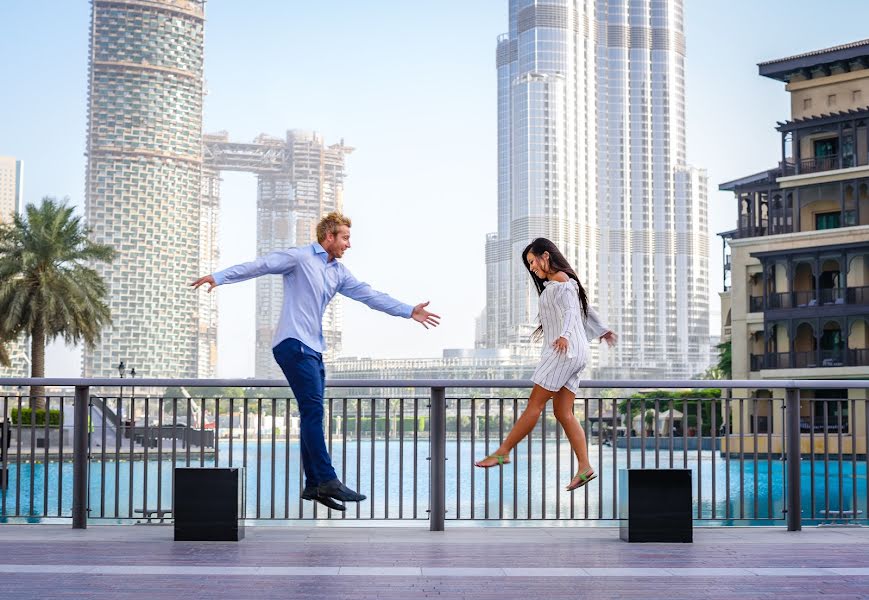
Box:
[1,525,868,599]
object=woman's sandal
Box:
[566,468,596,491]
[474,453,511,468]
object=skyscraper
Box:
[595,0,708,378]
[83,0,206,378]
[486,0,599,357]
[0,155,29,379]
[485,0,709,379]
[0,156,24,224]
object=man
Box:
[191,212,440,511]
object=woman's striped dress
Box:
[531,279,611,394]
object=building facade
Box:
[484,0,709,379]
[83,0,206,378]
[719,40,869,457]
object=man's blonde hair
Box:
[316,211,352,243]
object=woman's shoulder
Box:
[551,271,570,283]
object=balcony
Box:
[765,286,869,310]
[750,348,869,370]
[722,171,869,239]
[781,153,860,176]
[784,154,840,177]
[777,107,869,180]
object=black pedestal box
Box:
[174,467,244,541]
[619,468,692,543]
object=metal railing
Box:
[1,378,867,532]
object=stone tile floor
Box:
[0,525,867,599]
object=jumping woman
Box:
[474,238,617,491]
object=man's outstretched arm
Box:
[191,248,301,292]
[339,270,440,329]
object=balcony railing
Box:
[750,349,868,370]
[765,286,869,310]
[846,286,869,305]
[782,154,853,175]
[1,377,868,532]
[800,154,840,174]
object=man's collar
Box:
[312,242,337,263]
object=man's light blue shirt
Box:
[213,242,413,353]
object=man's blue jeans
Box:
[272,337,337,487]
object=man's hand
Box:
[601,331,617,347]
[191,274,218,293]
[411,301,441,329]
[552,336,568,354]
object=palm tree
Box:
[0,197,115,408]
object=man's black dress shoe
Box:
[302,484,346,511]
[318,479,367,502]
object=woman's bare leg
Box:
[552,387,593,486]
[475,385,552,467]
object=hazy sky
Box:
[2,1,869,377]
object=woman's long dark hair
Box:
[522,238,589,340]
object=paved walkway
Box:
[1,525,868,599]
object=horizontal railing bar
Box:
[2,378,868,390]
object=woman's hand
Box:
[601,331,617,347]
[552,336,569,353]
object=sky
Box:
[2,1,869,377]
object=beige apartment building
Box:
[719,40,869,457]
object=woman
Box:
[475,238,616,491]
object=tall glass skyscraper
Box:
[486,0,599,356]
[83,0,207,378]
[485,0,709,379]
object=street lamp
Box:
[130,368,137,412]
[117,361,126,435]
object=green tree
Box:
[0,197,115,408]
[617,389,722,436]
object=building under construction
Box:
[203,130,353,377]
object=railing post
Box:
[785,387,801,531]
[72,385,89,529]
[429,386,446,532]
